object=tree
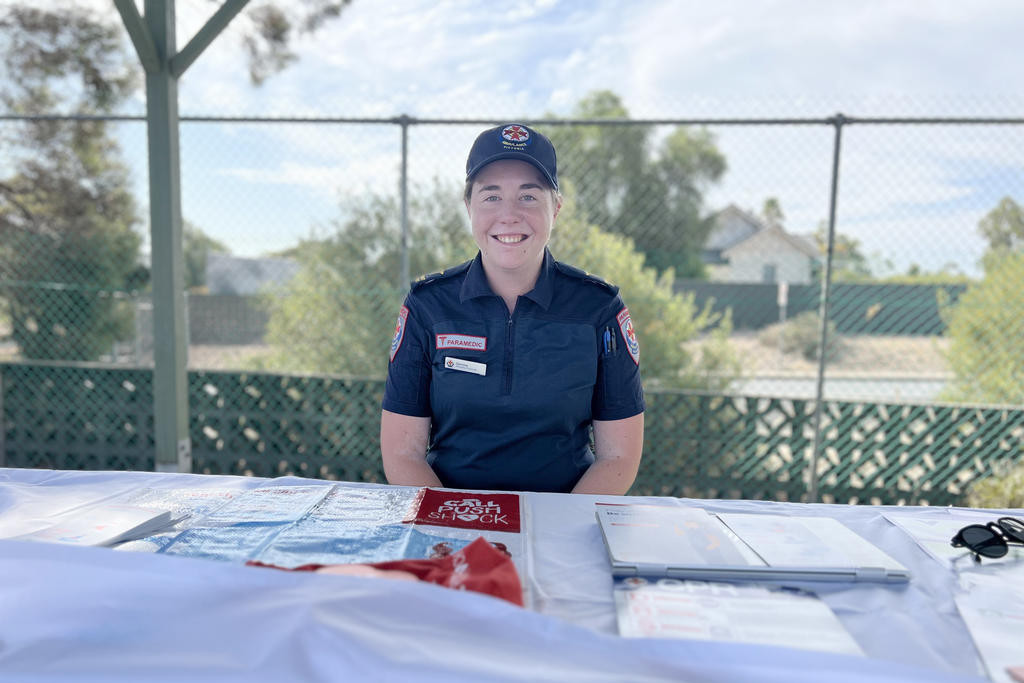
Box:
[260,182,740,389]
[184,222,230,291]
[940,250,1024,405]
[978,196,1024,267]
[258,179,475,375]
[550,195,739,389]
[761,197,784,228]
[0,4,142,360]
[546,91,727,278]
[1,1,349,361]
[230,1,353,84]
[811,220,872,281]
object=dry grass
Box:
[187,344,273,370]
[690,332,953,377]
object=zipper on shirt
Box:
[502,312,514,395]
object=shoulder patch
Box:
[389,306,409,362]
[617,307,640,365]
[553,261,616,293]
[410,259,472,291]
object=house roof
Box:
[722,224,820,259]
[704,204,765,251]
[704,204,820,261]
[205,253,300,295]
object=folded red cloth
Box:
[247,536,523,607]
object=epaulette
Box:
[553,261,617,293]
[410,259,472,291]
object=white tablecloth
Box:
[0,467,1008,682]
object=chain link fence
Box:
[2,112,1022,502]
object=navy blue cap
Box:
[465,123,558,191]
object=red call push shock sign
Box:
[404,488,521,533]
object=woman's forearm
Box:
[380,410,441,487]
[572,413,644,495]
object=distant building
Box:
[703,204,819,284]
[204,253,299,295]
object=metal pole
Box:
[145,0,191,473]
[399,115,410,290]
[807,113,845,503]
[0,367,5,467]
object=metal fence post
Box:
[399,115,411,291]
[806,113,846,503]
[0,366,5,468]
[143,0,191,473]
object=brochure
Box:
[613,576,864,656]
[596,504,910,583]
[953,573,1024,683]
[884,512,1024,566]
[11,503,176,547]
[151,485,528,595]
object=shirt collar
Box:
[459,248,556,311]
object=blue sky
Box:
[80,0,1024,275]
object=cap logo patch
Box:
[389,305,409,362]
[617,307,640,365]
[501,124,531,148]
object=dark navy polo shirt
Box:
[382,248,645,493]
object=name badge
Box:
[444,356,486,376]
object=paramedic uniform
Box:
[383,248,644,492]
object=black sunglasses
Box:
[950,517,1024,562]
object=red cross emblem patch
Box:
[501,125,529,143]
[616,307,639,365]
[389,306,409,362]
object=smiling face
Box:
[466,159,561,283]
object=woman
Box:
[380,123,644,494]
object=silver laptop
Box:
[596,504,910,584]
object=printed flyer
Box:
[613,576,863,656]
[111,484,529,603]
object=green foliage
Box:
[978,196,1024,256]
[876,269,973,285]
[0,4,138,114]
[761,197,784,227]
[546,90,726,278]
[261,181,739,389]
[811,221,872,282]
[258,179,475,376]
[239,1,353,85]
[756,311,841,361]
[550,194,740,390]
[0,4,142,361]
[940,250,1024,405]
[967,461,1024,509]
[184,222,229,291]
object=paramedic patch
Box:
[617,307,640,365]
[389,306,409,362]
[436,333,487,351]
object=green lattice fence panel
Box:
[3,362,1022,505]
[189,370,386,482]
[637,393,813,501]
[1,362,154,471]
[0,363,386,481]
[813,402,1024,506]
[637,391,1023,505]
